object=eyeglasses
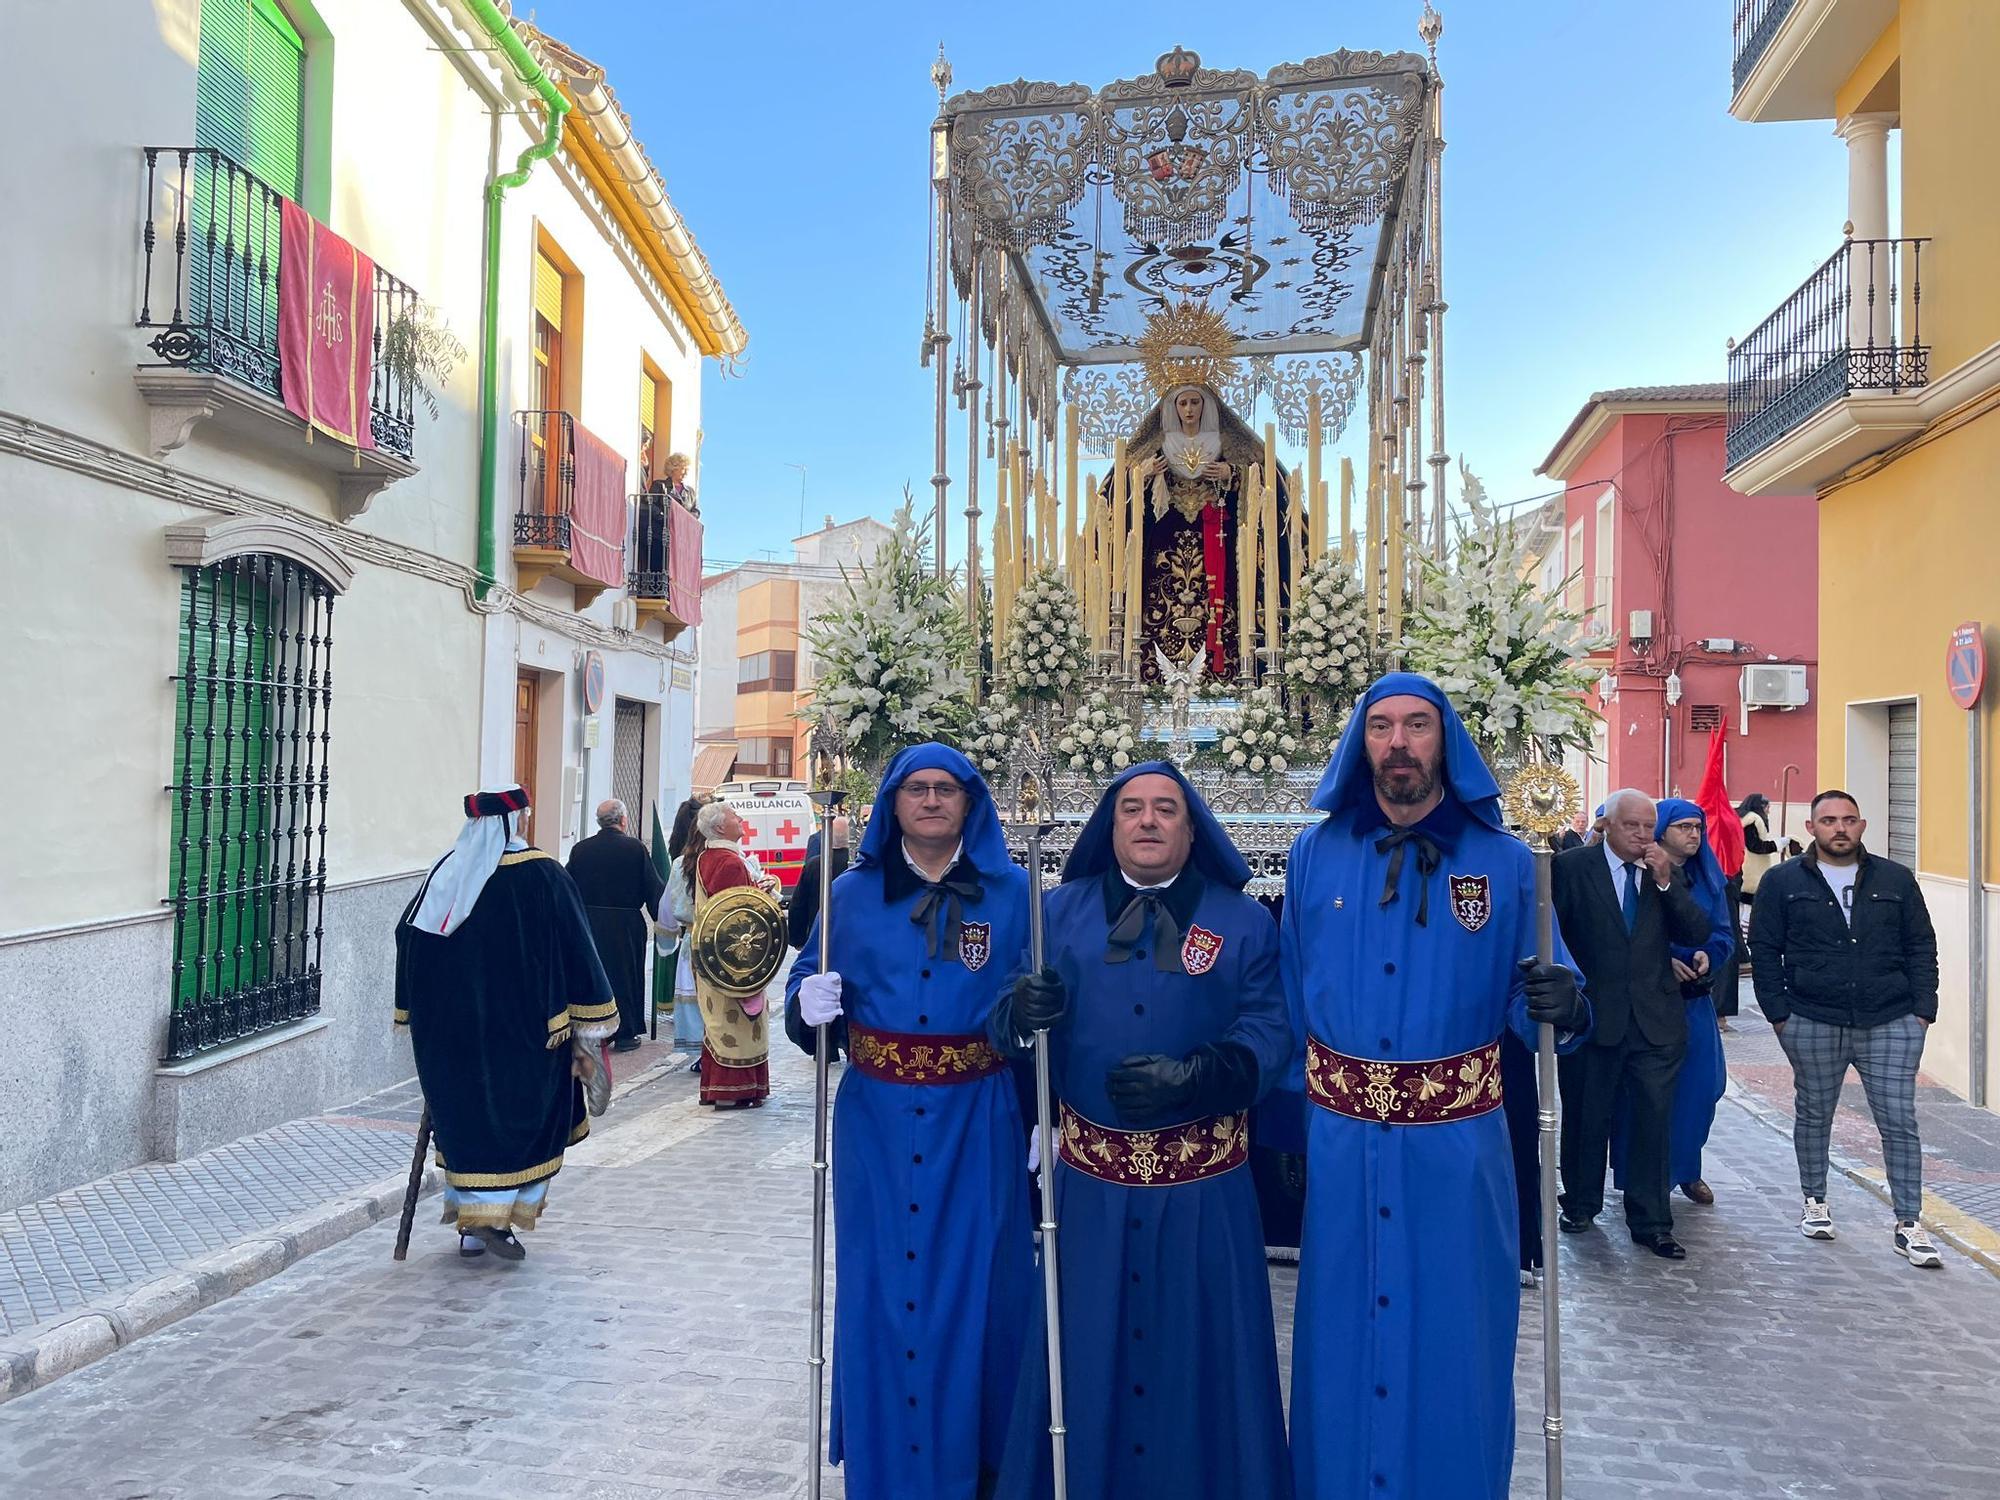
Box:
[898,779,965,804]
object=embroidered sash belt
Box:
[1056,1102,1248,1187]
[1305,1035,1504,1125]
[846,1022,1007,1085]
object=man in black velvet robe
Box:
[396,787,618,1261]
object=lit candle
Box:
[1125,455,1143,662]
[1064,407,1079,580]
[1340,458,1355,565]
[1307,389,1324,562]
[1261,425,1280,666]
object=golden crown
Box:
[1137,302,1239,396]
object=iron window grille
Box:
[514,408,575,549]
[137,146,420,459]
[165,554,335,1061]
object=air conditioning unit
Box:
[1742,663,1809,709]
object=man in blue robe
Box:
[990,762,1294,1500]
[784,743,1035,1500]
[1284,673,1591,1499]
[1611,797,1735,1206]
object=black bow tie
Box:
[1376,826,1442,927]
[909,870,985,960]
[1108,889,1180,970]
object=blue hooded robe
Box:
[991,762,1294,1500]
[783,743,1035,1499]
[1611,797,1733,1190]
[1283,674,1589,1500]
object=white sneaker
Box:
[1801,1197,1835,1240]
[1894,1220,1943,1269]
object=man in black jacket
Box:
[1552,788,1714,1258]
[786,813,849,952]
[567,800,666,1052]
[1749,790,1942,1267]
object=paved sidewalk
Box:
[0,1033,691,1399]
[4,1040,2000,1497]
[1720,989,2000,1273]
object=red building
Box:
[1536,385,1818,830]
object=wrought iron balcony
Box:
[513,409,628,609]
[1725,235,1928,472]
[1733,0,1799,92]
[627,489,696,639]
[137,147,419,461]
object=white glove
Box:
[1026,1129,1041,1177]
[800,971,844,1026]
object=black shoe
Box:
[1632,1231,1686,1260]
[612,1037,643,1053]
[1558,1212,1596,1234]
[472,1226,527,1261]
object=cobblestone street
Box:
[3,1042,1999,1499]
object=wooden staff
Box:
[392,1106,432,1262]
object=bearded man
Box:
[1282,673,1591,1499]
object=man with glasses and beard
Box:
[784,743,1035,1498]
[1282,674,1590,1500]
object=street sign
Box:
[582,651,606,715]
[1948,622,1985,711]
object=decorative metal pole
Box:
[1009,732,1068,1499]
[804,723,847,1500]
[1502,756,1581,1500]
[929,46,955,581]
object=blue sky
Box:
[540,0,1848,571]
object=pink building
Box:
[1536,385,1819,828]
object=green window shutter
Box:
[190,1,303,349]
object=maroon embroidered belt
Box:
[846,1022,1007,1085]
[1305,1035,1504,1126]
[1056,1102,1248,1187]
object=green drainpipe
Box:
[466,0,569,599]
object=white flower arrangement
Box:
[966,696,1023,778]
[1286,555,1378,715]
[1054,688,1139,778]
[1400,511,1604,757]
[1000,567,1089,703]
[1214,683,1302,777]
[800,500,975,771]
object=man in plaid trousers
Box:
[1749,790,1943,1267]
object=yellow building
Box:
[1728,0,2000,1107]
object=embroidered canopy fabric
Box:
[940,48,1433,442]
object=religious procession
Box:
[7,3,2000,1499]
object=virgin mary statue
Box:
[1108,383,1295,682]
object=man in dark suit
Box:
[1552,787,1713,1258]
[567,799,666,1052]
[787,813,849,951]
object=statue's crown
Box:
[1138,302,1239,395]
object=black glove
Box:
[1105,1053,1199,1126]
[1010,967,1069,1033]
[1520,958,1586,1031]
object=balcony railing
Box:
[515,408,577,551]
[1732,0,1799,91]
[628,490,672,601]
[137,147,419,459]
[1726,235,1928,470]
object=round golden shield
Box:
[689,885,786,998]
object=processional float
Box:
[902,10,1571,1500]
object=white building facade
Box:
[0,0,743,1209]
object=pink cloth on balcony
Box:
[568,421,627,589]
[669,502,703,626]
[278,200,376,450]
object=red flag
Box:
[1695,727,1746,878]
[278,200,375,450]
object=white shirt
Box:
[1120,867,1182,895]
[1820,860,1861,925]
[902,839,964,883]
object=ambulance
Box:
[712,779,817,900]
